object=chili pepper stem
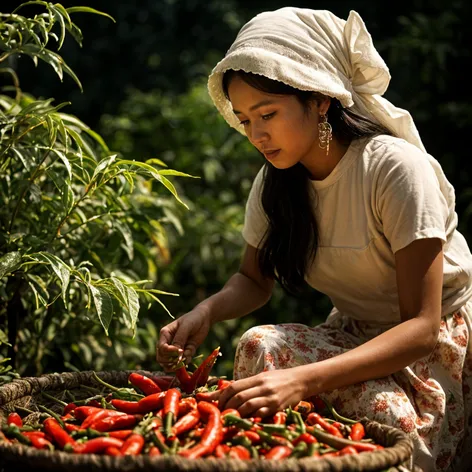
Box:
[41,391,68,407]
[92,371,122,392]
[164,412,174,437]
[38,405,65,428]
[324,400,358,425]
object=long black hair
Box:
[222,70,394,295]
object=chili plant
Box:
[0,2,195,378]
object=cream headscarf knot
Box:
[207,8,425,152]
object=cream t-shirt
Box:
[242,135,472,324]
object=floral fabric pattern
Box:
[233,301,472,472]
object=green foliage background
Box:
[1,0,471,380]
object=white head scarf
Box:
[207,8,425,152]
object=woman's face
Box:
[227,75,323,170]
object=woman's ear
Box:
[319,96,331,116]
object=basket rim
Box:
[0,370,415,472]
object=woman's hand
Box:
[206,367,308,418]
[156,308,211,371]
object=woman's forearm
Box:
[298,317,438,397]
[196,272,272,325]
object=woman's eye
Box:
[239,119,250,126]
[262,112,275,120]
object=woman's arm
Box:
[157,244,274,368]
[299,237,443,397]
[212,237,444,417]
[197,243,275,324]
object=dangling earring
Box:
[318,114,332,156]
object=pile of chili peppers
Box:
[0,347,384,459]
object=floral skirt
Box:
[233,300,472,472]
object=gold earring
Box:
[318,114,332,156]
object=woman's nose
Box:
[249,123,269,145]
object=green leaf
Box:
[89,284,114,335]
[159,175,188,209]
[158,169,199,179]
[145,158,167,167]
[10,147,32,171]
[61,181,75,213]
[28,252,70,301]
[92,154,116,181]
[27,274,50,308]
[0,251,22,278]
[0,329,9,345]
[51,5,66,49]
[114,221,134,261]
[66,7,116,23]
[123,285,140,332]
[145,292,174,319]
[49,148,72,180]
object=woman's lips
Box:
[264,149,280,160]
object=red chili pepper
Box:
[7,412,22,428]
[241,430,261,445]
[293,432,318,445]
[272,411,287,424]
[105,446,122,456]
[150,375,174,391]
[29,435,53,450]
[228,445,251,459]
[23,431,46,439]
[351,442,382,453]
[137,391,167,413]
[63,403,77,415]
[264,445,292,459]
[128,373,161,395]
[92,414,141,432]
[88,411,128,430]
[179,443,211,459]
[64,423,80,433]
[73,406,103,421]
[73,437,124,454]
[82,409,125,429]
[86,399,101,408]
[222,426,239,441]
[120,432,145,455]
[195,391,215,402]
[163,388,181,437]
[172,410,200,437]
[178,397,197,417]
[217,379,233,390]
[197,401,223,451]
[221,408,240,418]
[249,416,262,424]
[44,418,76,449]
[192,347,220,387]
[294,400,313,416]
[350,423,365,441]
[150,417,162,429]
[149,446,161,456]
[214,444,229,458]
[338,446,358,455]
[111,399,144,415]
[175,364,193,394]
[306,412,343,438]
[108,429,133,440]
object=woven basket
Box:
[0,370,415,472]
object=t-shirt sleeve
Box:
[242,167,269,248]
[374,141,449,253]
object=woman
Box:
[156,8,472,471]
